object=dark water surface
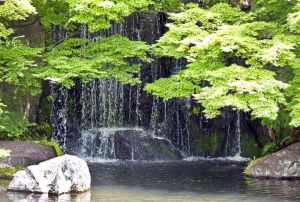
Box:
[0,160,299,201]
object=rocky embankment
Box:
[0,141,57,167]
[0,141,58,178]
[246,142,300,179]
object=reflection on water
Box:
[0,160,299,202]
[246,178,300,200]
[6,192,91,202]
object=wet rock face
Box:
[114,131,183,160]
[0,141,57,167]
[249,142,300,179]
[69,128,183,161]
[8,155,91,195]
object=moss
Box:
[0,149,11,159]
[244,158,262,176]
[32,139,63,156]
[153,143,180,159]
[150,138,182,159]
[0,166,21,179]
[0,149,11,168]
[241,133,262,158]
[195,131,224,156]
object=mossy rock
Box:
[244,158,261,176]
[194,131,225,157]
[33,140,63,156]
[0,141,58,168]
[0,166,21,179]
[150,138,183,160]
[244,142,300,179]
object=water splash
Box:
[184,156,250,162]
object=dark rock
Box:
[69,128,183,161]
[248,142,300,179]
[0,141,57,167]
[115,132,183,160]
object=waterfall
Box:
[235,111,242,157]
[228,110,242,157]
[80,78,125,128]
[224,110,244,158]
[50,84,68,150]
[77,128,117,159]
[50,12,251,160]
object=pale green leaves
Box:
[258,42,295,67]
[145,75,201,100]
[0,0,36,38]
[0,23,13,39]
[288,11,300,34]
[33,0,183,32]
[286,59,300,127]
[38,35,151,87]
[148,2,297,125]
[68,0,183,32]
[67,0,137,32]
[0,40,42,93]
[287,1,300,34]
[0,0,36,21]
[0,0,41,92]
[193,65,288,120]
[289,95,300,127]
[31,0,70,31]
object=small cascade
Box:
[227,111,251,161]
[80,78,124,129]
[50,84,68,149]
[223,110,249,160]
[135,72,142,125]
[228,111,242,157]
[235,111,242,157]
[150,96,158,130]
[78,128,116,159]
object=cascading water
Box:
[80,78,125,128]
[74,127,182,161]
[50,84,68,150]
[235,111,242,157]
[51,12,257,161]
[78,128,117,159]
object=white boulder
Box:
[7,155,91,195]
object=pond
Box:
[0,160,299,202]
